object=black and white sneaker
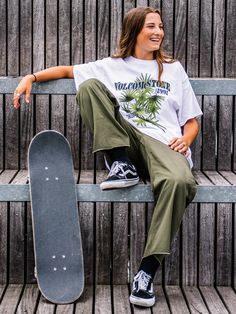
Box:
[129,270,155,307]
[100,160,139,190]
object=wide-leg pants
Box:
[76,78,197,264]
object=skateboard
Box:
[28,130,84,304]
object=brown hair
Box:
[112,7,175,82]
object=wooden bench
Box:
[0,77,236,313]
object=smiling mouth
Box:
[150,38,161,43]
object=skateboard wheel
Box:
[34,267,37,278]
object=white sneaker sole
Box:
[129,294,155,307]
[100,178,139,190]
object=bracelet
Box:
[32,73,37,82]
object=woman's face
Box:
[134,12,164,60]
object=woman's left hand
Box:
[168,137,190,157]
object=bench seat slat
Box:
[0,183,236,203]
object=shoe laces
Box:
[108,161,128,177]
[135,270,152,292]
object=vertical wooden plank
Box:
[191,97,202,170]
[161,1,174,57]
[5,0,20,170]
[199,0,213,77]
[194,171,215,285]
[0,0,6,169]
[212,0,225,78]
[5,95,19,169]
[0,0,6,75]
[78,171,94,285]
[212,1,231,172]
[33,0,49,134]
[225,0,236,79]
[97,0,109,59]
[199,1,216,172]
[20,0,34,170]
[174,0,187,63]
[186,0,200,75]
[66,96,80,170]
[7,0,19,76]
[0,95,4,169]
[51,95,65,134]
[130,203,146,279]
[225,0,236,173]
[202,96,217,170]
[95,171,111,284]
[182,203,198,286]
[110,0,122,54]
[0,170,18,284]
[9,171,28,283]
[26,201,36,284]
[123,0,135,15]
[112,202,129,284]
[71,0,83,65]
[45,0,57,68]
[164,232,180,285]
[218,97,233,170]
[149,0,161,9]
[136,0,148,7]
[81,0,97,170]
[51,0,70,134]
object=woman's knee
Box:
[153,168,196,194]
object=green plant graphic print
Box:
[119,74,166,131]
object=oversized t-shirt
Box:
[73,56,202,167]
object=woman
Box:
[13,7,202,307]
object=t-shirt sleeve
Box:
[177,64,203,126]
[73,59,106,91]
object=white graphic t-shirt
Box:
[73,56,203,167]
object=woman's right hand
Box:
[13,74,35,109]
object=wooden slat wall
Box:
[0,0,235,170]
[0,0,236,287]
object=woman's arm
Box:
[13,65,74,109]
[168,118,199,157]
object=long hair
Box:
[112,7,175,82]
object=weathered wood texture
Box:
[0,1,235,171]
[1,170,235,286]
[0,0,236,292]
[0,284,235,313]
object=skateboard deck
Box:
[28,130,84,304]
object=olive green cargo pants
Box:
[76,78,196,264]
